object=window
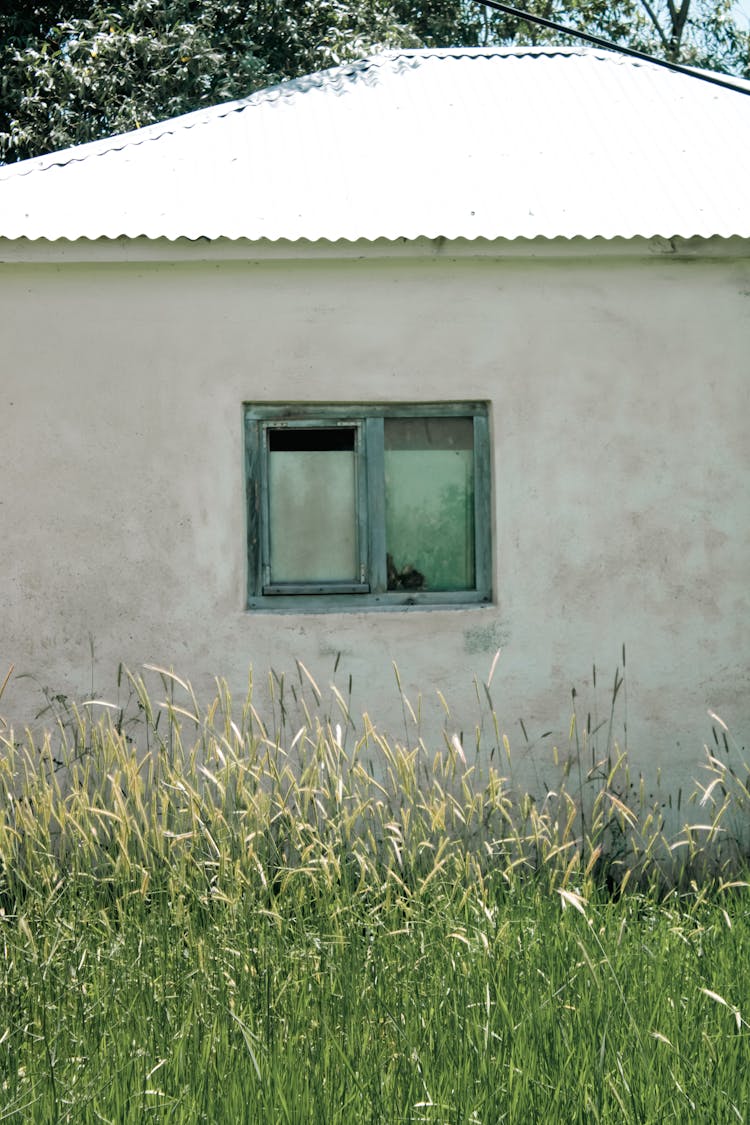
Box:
[245,403,491,610]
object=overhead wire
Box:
[473,0,750,96]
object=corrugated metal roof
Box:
[1,46,749,243]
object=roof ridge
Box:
[0,45,623,179]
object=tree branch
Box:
[672,0,691,45]
[638,0,671,51]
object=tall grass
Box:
[0,659,748,1122]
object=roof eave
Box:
[2,234,750,265]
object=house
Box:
[1,46,748,803]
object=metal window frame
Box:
[245,403,492,612]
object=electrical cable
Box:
[473,0,750,96]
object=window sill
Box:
[246,590,493,613]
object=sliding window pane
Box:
[384,417,475,591]
[268,427,358,583]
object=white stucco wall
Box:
[1,241,748,812]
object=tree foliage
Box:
[1,0,748,163]
[0,1,417,162]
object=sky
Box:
[734,0,750,29]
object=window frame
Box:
[245,402,492,611]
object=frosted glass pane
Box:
[385,418,474,591]
[269,449,357,582]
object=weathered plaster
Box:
[1,249,748,813]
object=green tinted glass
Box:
[384,417,475,591]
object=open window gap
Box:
[268,427,356,452]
